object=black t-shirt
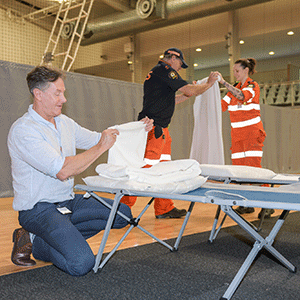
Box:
[138,60,188,128]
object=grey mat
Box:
[1,212,299,300]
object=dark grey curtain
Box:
[1,60,300,197]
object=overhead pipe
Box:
[79,0,273,45]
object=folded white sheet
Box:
[95,159,201,185]
[83,174,207,194]
[83,159,206,194]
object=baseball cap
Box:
[164,47,188,68]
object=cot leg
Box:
[263,210,296,272]
[98,197,156,270]
[209,206,228,243]
[99,224,135,270]
[128,197,173,250]
[173,202,195,250]
[136,224,174,250]
[93,191,124,273]
[221,240,264,299]
[209,205,221,243]
[99,218,176,270]
[220,207,295,300]
[97,197,174,270]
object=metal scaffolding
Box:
[41,0,94,71]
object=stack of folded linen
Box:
[83,159,207,194]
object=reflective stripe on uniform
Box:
[144,158,160,165]
[231,116,261,128]
[144,154,171,165]
[231,150,263,159]
[228,103,260,112]
[160,154,171,161]
[245,150,263,157]
[223,95,231,104]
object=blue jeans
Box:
[19,194,132,276]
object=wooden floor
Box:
[0,193,282,277]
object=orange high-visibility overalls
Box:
[222,78,266,167]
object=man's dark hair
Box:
[26,65,65,95]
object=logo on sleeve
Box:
[168,71,178,80]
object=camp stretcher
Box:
[75,176,300,300]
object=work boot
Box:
[235,206,255,215]
[156,207,187,219]
[258,209,275,219]
[11,228,36,266]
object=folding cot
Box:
[75,178,300,300]
[204,173,300,243]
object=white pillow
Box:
[200,164,276,179]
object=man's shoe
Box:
[258,209,275,219]
[235,206,255,215]
[11,228,36,267]
[156,207,187,219]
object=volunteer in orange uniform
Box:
[121,47,219,219]
[217,58,273,218]
[218,58,266,167]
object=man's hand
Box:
[140,117,154,132]
[98,128,119,152]
[207,71,219,86]
[57,128,119,181]
[215,71,225,85]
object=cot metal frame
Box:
[206,175,300,243]
[75,182,300,300]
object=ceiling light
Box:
[287,31,294,36]
[239,40,245,44]
[196,48,202,52]
[193,63,198,67]
[159,55,163,59]
[269,51,275,56]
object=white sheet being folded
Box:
[190,78,224,165]
[108,121,147,168]
[95,159,201,185]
